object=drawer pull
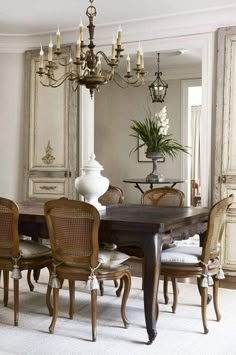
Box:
[39,185,57,191]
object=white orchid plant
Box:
[130,106,189,158]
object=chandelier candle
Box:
[56,27,60,50]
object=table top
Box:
[123,178,185,184]
[18,202,209,234]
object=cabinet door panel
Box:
[222,219,236,275]
[24,46,78,201]
[215,27,236,276]
[29,56,69,170]
[29,177,67,199]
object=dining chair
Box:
[0,197,52,326]
[44,198,131,342]
[98,184,124,206]
[116,187,185,301]
[161,194,233,333]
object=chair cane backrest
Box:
[201,194,234,264]
[0,197,19,258]
[142,187,185,207]
[44,199,100,268]
[98,185,124,206]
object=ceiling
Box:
[129,49,202,75]
[0,0,234,73]
[0,0,235,35]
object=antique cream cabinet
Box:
[215,27,236,275]
[24,46,79,200]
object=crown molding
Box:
[0,5,235,52]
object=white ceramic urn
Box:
[75,153,109,210]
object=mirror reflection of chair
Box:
[44,199,131,342]
[161,194,233,333]
[98,185,124,206]
[0,197,52,326]
[142,187,185,207]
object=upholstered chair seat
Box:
[161,246,203,264]
[19,240,51,258]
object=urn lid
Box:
[81,153,104,171]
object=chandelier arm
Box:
[114,71,145,87]
[96,50,118,67]
[57,60,72,67]
[40,72,73,88]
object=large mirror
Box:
[94,42,207,205]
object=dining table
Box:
[18,202,209,345]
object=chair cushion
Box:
[161,246,202,264]
[19,240,51,259]
[98,250,129,268]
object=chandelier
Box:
[37,0,146,98]
[149,53,168,103]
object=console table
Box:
[123,178,185,194]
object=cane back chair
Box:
[161,194,233,333]
[0,197,52,325]
[44,198,131,342]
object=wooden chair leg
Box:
[99,279,119,296]
[3,270,9,307]
[198,277,212,305]
[91,289,97,342]
[13,278,19,326]
[163,276,169,304]
[120,273,131,328]
[213,277,221,321]
[49,288,59,334]
[33,269,40,282]
[27,269,35,292]
[114,280,119,288]
[116,278,123,297]
[69,280,75,320]
[171,277,178,313]
[201,286,209,334]
[99,281,104,296]
[46,283,53,316]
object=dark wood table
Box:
[123,178,185,194]
[18,202,209,345]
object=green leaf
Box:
[130,110,190,158]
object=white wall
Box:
[94,79,183,203]
[0,53,25,201]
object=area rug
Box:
[0,269,236,355]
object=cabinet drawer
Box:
[29,177,67,199]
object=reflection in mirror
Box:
[94,48,202,204]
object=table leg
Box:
[134,183,144,194]
[143,232,161,344]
